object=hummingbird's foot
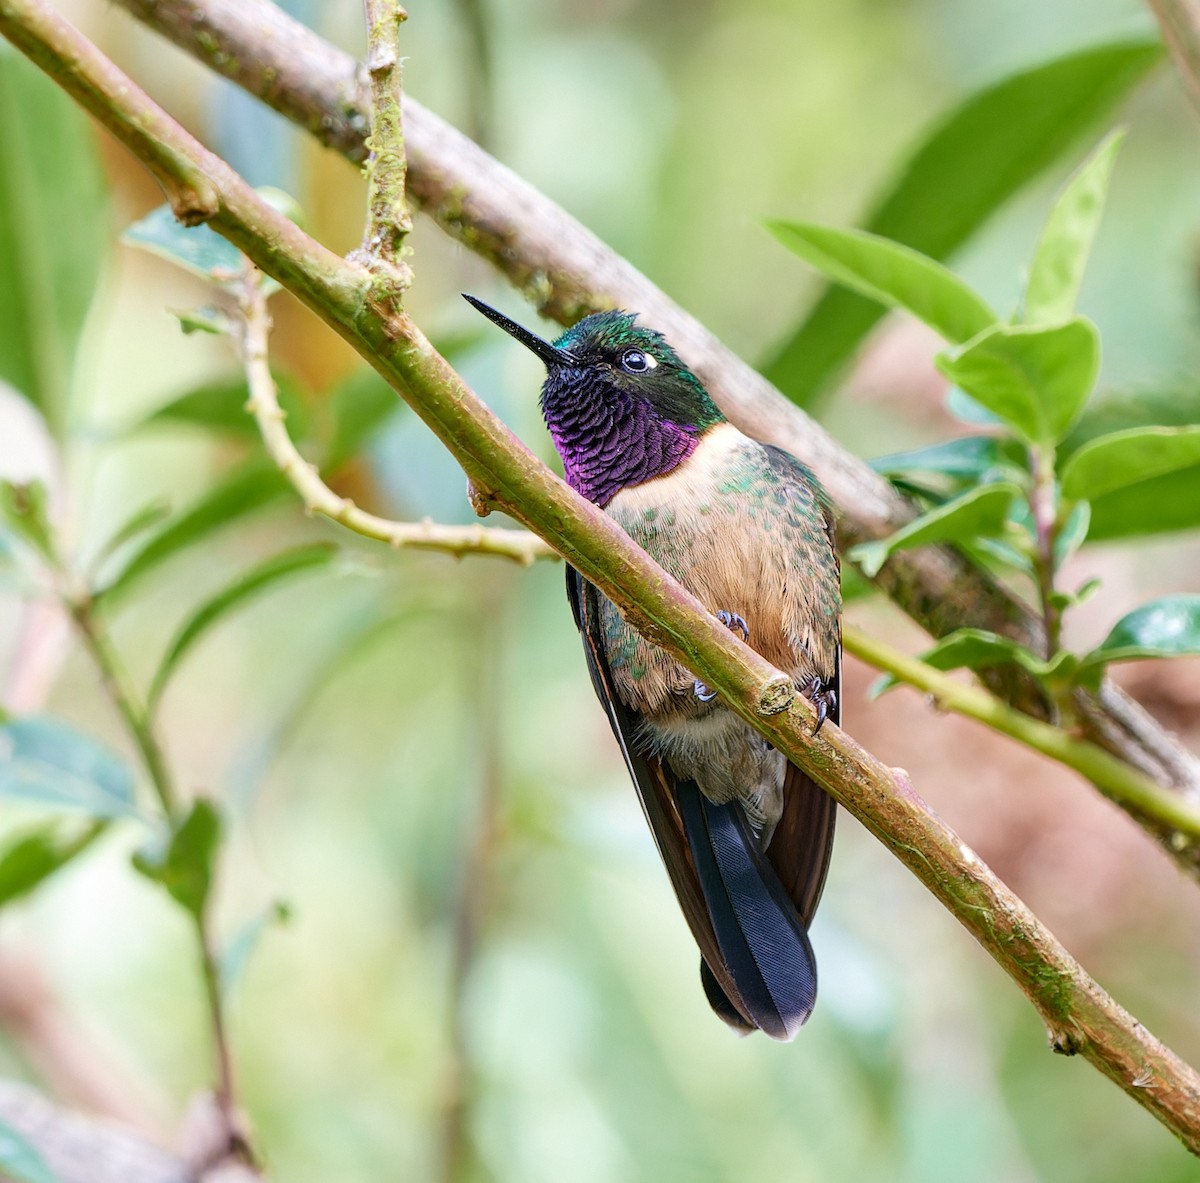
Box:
[694,613,748,702]
[693,613,751,702]
[804,676,837,736]
[715,610,750,641]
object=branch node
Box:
[467,479,498,518]
[1048,1026,1084,1057]
[756,675,794,716]
[165,176,221,225]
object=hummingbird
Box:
[465,295,841,1040]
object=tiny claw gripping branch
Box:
[804,675,837,736]
[695,610,751,700]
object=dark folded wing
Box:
[766,648,840,925]
[565,566,756,1030]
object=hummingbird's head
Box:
[464,295,725,506]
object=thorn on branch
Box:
[467,479,498,518]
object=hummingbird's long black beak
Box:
[462,294,578,368]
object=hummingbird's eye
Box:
[620,348,657,373]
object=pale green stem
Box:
[843,623,1200,845]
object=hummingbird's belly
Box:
[638,707,787,833]
[602,423,832,717]
[598,423,837,829]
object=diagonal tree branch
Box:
[106,0,1200,851]
[3,0,1199,1150]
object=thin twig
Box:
[65,594,179,821]
[843,623,1200,852]
[359,0,412,274]
[1029,445,1063,661]
[235,275,556,565]
[3,1,1198,1147]
[196,915,253,1169]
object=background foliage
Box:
[1,1,1200,1181]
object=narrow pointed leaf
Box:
[937,319,1099,444]
[762,40,1161,404]
[849,482,1019,577]
[0,45,108,433]
[766,222,996,345]
[220,900,292,994]
[1078,596,1200,680]
[130,373,309,440]
[0,716,138,819]
[0,479,54,561]
[871,436,1010,479]
[1054,501,1092,565]
[1060,425,1200,501]
[99,463,289,604]
[88,501,172,574]
[148,544,342,712]
[1024,130,1123,325]
[0,820,107,908]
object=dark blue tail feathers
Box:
[678,780,817,1041]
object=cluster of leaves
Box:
[771,110,1200,702]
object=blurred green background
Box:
[2,1,1200,1181]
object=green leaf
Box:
[88,501,172,576]
[1078,596,1200,684]
[936,318,1099,445]
[124,193,294,293]
[129,373,310,441]
[123,204,245,284]
[762,40,1161,404]
[1054,501,1091,566]
[917,628,1052,676]
[148,544,342,712]
[870,627,1056,697]
[133,798,222,919]
[1064,381,1200,449]
[0,820,106,908]
[1024,130,1123,325]
[870,436,1009,479]
[220,900,292,994]
[0,715,138,819]
[0,1114,60,1183]
[1087,467,1200,540]
[766,222,996,345]
[0,480,54,561]
[323,368,404,471]
[0,45,108,434]
[99,463,289,604]
[1059,426,1200,501]
[849,483,1019,578]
